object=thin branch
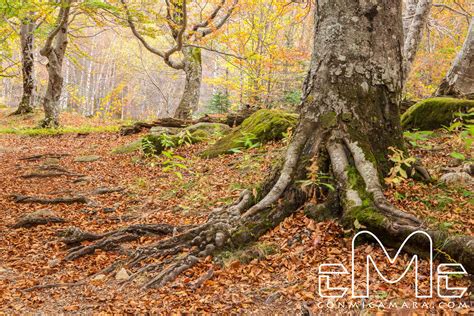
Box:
[433,3,471,20]
[198,0,238,37]
[185,44,245,59]
[120,0,184,70]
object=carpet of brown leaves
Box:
[0,116,472,314]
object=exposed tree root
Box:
[11,187,125,205]
[11,214,66,229]
[12,194,89,204]
[61,224,191,260]
[20,153,69,161]
[48,129,474,291]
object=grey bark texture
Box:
[403,0,433,81]
[174,47,202,119]
[436,18,474,98]
[39,0,72,128]
[12,19,35,115]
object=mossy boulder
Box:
[201,109,298,158]
[401,97,474,130]
[112,139,142,154]
[184,122,230,135]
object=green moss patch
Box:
[401,97,474,130]
[201,109,298,158]
[0,125,119,136]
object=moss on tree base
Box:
[401,97,474,130]
[201,109,298,158]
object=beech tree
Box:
[65,0,474,287]
[436,17,473,98]
[39,0,72,127]
[2,1,39,115]
[403,0,433,81]
[121,0,238,120]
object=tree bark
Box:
[62,0,474,288]
[39,0,71,128]
[403,0,433,81]
[11,20,35,115]
[435,17,474,99]
[174,47,202,120]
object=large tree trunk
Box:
[60,0,474,289]
[435,17,474,99]
[174,47,202,120]
[11,20,35,115]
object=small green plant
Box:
[229,132,261,153]
[444,109,473,158]
[141,137,158,157]
[403,130,433,149]
[161,149,188,180]
[297,157,335,203]
[385,147,416,186]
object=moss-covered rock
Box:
[401,97,474,130]
[184,122,230,135]
[112,139,142,154]
[201,109,298,158]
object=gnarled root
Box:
[51,129,474,290]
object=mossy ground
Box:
[401,97,474,130]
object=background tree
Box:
[39,0,72,127]
[436,17,473,98]
[120,0,238,119]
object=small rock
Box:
[462,163,474,176]
[102,207,116,214]
[0,267,8,273]
[43,158,60,165]
[92,274,106,282]
[439,172,473,186]
[115,268,130,281]
[265,291,282,304]
[150,126,180,136]
[74,155,101,163]
[48,259,60,268]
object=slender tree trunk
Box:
[12,20,35,115]
[174,47,202,120]
[436,18,474,99]
[403,0,433,81]
[64,0,474,287]
[40,3,70,128]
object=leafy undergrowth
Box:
[0,125,472,314]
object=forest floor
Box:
[0,110,473,314]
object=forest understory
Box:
[0,110,472,314]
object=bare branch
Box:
[120,0,184,69]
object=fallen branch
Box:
[119,107,257,136]
[189,268,214,289]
